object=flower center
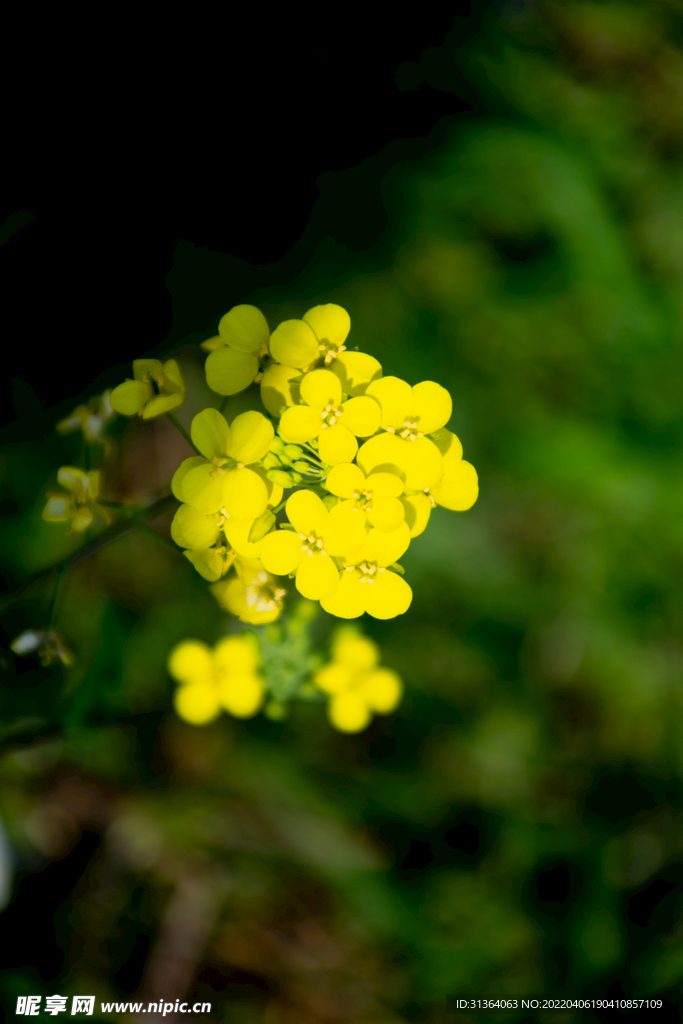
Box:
[346,560,386,584]
[424,487,437,508]
[317,340,347,366]
[298,531,328,557]
[320,402,343,428]
[246,571,287,612]
[352,488,373,512]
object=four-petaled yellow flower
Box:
[259,489,367,601]
[314,628,402,733]
[269,303,351,369]
[325,463,405,532]
[110,359,186,418]
[279,368,381,466]
[42,467,110,533]
[357,377,452,490]
[321,522,412,620]
[168,635,265,724]
[56,390,116,443]
[211,557,286,624]
[203,304,270,396]
[177,408,274,520]
[401,429,479,536]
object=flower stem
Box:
[133,522,183,556]
[167,413,201,455]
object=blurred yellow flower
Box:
[315,627,402,733]
[56,390,116,443]
[203,304,270,396]
[42,467,110,533]
[211,557,286,624]
[110,359,185,419]
[168,635,265,724]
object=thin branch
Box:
[167,412,201,455]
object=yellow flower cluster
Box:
[42,467,111,533]
[314,628,402,733]
[111,302,478,623]
[167,635,265,725]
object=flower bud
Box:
[248,510,276,544]
[267,470,297,488]
[284,445,303,460]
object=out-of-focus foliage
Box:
[1,2,683,1021]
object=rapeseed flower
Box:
[324,463,405,532]
[400,429,479,536]
[42,467,110,533]
[259,489,367,601]
[203,304,270,395]
[320,521,412,620]
[56,390,116,443]
[278,368,381,466]
[314,628,402,732]
[110,359,186,418]
[269,303,350,369]
[211,557,286,624]
[357,377,452,490]
[168,635,265,724]
[179,408,274,519]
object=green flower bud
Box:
[248,510,276,544]
[284,445,303,460]
[264,700,288,721]
[267,469,297,488]
[292,460,314,473]
[262,452,283,470]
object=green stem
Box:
[48,567,67,626]
[167,412,201,455]
[133,522,182,556]
[219,395,230,416]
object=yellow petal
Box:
[191,408,231,460]
[366,376,412,430]
[353,521,411,567]
[223,467,268,520]
[42,496,73,521]
[212,576,281,624]
[110,379,153,415]
[356,433,406,480]
[330,351,382,396]
[410,381,452,433]
[362,668,402,712]
[365,471,404,498]
[228,410,274,464]
[320,571,367,619]
[279,405,322,443]
[205,347,259,395]
[162,359,186,396]
[325,463,365,499]
[133,359,163,382]
[86,471,101,499]
[142,393,183,419]
[260,529,304,576]
[214,635,259,673]
[218,304,270,353]
[260,363,301,416]
[184,547,231,581]
[71,507,94,531]
[183,463,227,514]
[200,334,224,352]
[328,692,371,733]
[340,395,381,437]
[324,501,368,557]
[314,663,353,694]
[171,504,220,549]
[300,368,343,410]
[218,672,264,717]
[295,552,340,600]
[318,423,358,465]
[168,639,213,684]
[174,684,222,725]
[223,518,262,557]
[302,303,351,348]
[172,456,207,502]
[401,493,432,537]
[432,428,463,463]
[432,459,479,511]
[57,466,90,494]
[333,630,378,670]
[400,436,444,490]
[269,319,319,368]
[364,571,412,619]
[367,496,404,532]
[286,488,328,535]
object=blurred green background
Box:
[2,2,683,1020]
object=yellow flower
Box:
[278,368,381,466]
[203,305,270,396]
[320,522,412,620]
[168,635,265,724]
[269,303,351,369]
[324,463,405,532]
[315,627,402,733]
[42,467,109,533]
[178,408,274,519]
[260,363,301,417]
[110,359,185,418]
[259,489,367,601]
[400,429,479,537]
[11,628,74,667]
[56,390,116,443]
[328,351,383,396]
[356,377,452,490]
[211,557,286,624]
